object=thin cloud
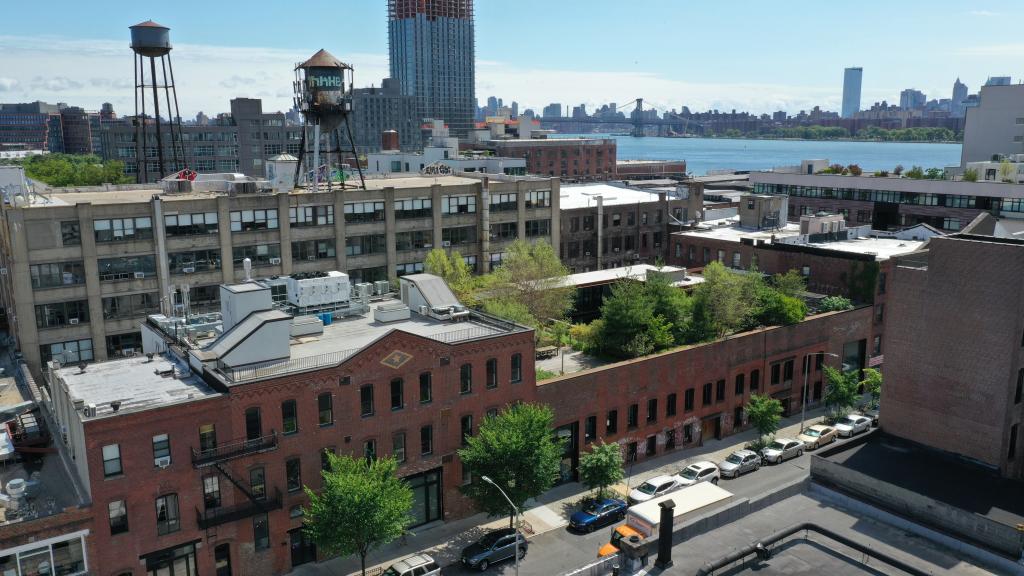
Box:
[956,43,1024,57]
[969,10,999,16]
[0,78,20,92]
[30,76,83,92]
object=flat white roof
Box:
[805,236,926,259]
[677,217,802,243]
[563,264,703,288]
[560,183,678,210]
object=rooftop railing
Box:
[196,488,282,529]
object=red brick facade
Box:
[482,140,616,182]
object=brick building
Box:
[559,183,703,273]
[883,219,1024,479]
[46,274,536,574]
[473,138,616,182]
[615,160,687,181]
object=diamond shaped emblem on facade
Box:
[381,350,413,369]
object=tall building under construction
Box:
[388,0,476,136]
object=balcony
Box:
[191,432,278,467]
[196,488,282,529]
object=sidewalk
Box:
[291,404,833,576]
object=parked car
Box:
[676,461,720,486]
[834,414,872,437]
[382,554,441,576]
[568,497,628,533]
[460,528,528,571]
[761,438,804,464]
[718,449,761,478]
[860,406,880,426]
[797,424,838,449]
[627,474,681,505]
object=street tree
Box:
[303,453,413,576]
[487,239,574,325]
[824,366,861,419]
[460,403,564,524]
[578,441,625,499]
[745,394,784,444]
[861,368,882,409]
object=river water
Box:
[552,134,963,176]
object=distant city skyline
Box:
[2,0,1022,117]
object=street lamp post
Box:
[481,476,520,576]
[800,352,839,434]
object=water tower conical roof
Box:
[131,19,168,29]
[297,49,351,70]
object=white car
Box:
[761,438,804,464]
[382,554,441,576]
[834,414,872,437]
[676,461,720,486]
[627,474,681,505]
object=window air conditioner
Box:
[308,256,317,261]
[181,267,195,274]
[442,241,451,247]
[133,272,146,279]
[68,318,79,325]
[269,257,282,265]
[154,456,171,469]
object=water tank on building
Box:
[381,130,400,151]
[129,20,172,57]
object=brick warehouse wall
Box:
[540,306,874,468]
[883,237,1024,478]
[79,327,537,576]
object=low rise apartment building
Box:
[473,138,617,182]
[0,169,558,376]
[559,182,703,272]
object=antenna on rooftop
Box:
[130,20,188,183]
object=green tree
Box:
[8,154,131,187]
[818,295,853,312]
[488,239,574,325]
[861,367,882,409]
[924,167,945,180]
[596,279,674,358]
[745,394,784,444]
[578,442,625,500]
[424,248,475,303]
[771,270,806,298]
[482,298,537,327]
[904,165,925,179]
[893,164,904,176]
[962,167,979,182]
[688,262,751,340]
[460,403,564,522]
[824,366,861,419]
[847,164,863,176]
[755,289,807,326]
[303,453,413,576]
[999,159,1016,183]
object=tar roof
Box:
[57,353,217,420]
[560,183,679,210]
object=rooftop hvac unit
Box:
[613,247,620,252]
[374,280,390,295]
[161,179,192,194]
[228,181,258,195]
[182,267,195,274]
[68,318,79,325]
[269,257,282,265]
[84,404,97,417]
[133,272,146,279]
[154,456,171,469]
[585,252,591,256]
[307,256,317,261]
[441,240,451,247]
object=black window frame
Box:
[627,403,639,428]
[281,399,298,435]
[460,363,473,394]
[420,425,433,456]
[419,372,432,404]
[486,358,498,388]
[684,388,695,412]
[360,384,374,417]
[155,493,180,536]
[606,409,618,434]
[318,393,333,426]
[108,499,129,535]
[390,378,404,410]
[286,458,302,492]
[666,393,677,417]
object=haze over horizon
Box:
[2,0,1023,118]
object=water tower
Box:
[130,20,188,182]
[293,49,365,191]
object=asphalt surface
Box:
[441,447,814,575]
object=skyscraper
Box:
[985,76,1011,86]
[951,78,968,117]
[899,88,926,110]
[388,0,476,136]
[842,67,863,118]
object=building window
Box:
[100,292,163,320]
[511,353,522,383]
[395,230,432,251]
[232,243,281,266]
[461,415,473,447]
[647,398,658,423]
[459,363,473,394]
[98,255,156,281]
[320,447,334,471]
[229,209,279,231]
[30,261,86,289]
[526,219,551,237]
[486,358,498,388]
[35,300,90,329]
[199,424,217,453]
[442,195,476,214]
[702,382,712,406]
[100,446,121,479]
[395,197,432,219]
[1015,369,1023,404]
[292,239,336,261]
[716,379,726,402]
[490,193,517,212]
[360,384,373,417]
[289,205,334,227]
[735,373,745,396]
[783,360,794,384]
[751,369,760,391]
[60,220,81,245]
[155,494,180,535]
[942,217,961,231]
[41,338,94,365]
[393,433,406,463]
[584,415,597,443]
[346,234,386,256]
[606,410,618,434]
[612,213,621,227]
[203,476,221,509]
[684,388,695,412]
[250,467,266,500]
[1009,424,1019,461]
[94,217,153,242]
[165,212,218,236]
[253,513,270,550]
[390,378,404,410]
[420,425,433,456]
[525,190,551,208]
[152,434,171,466]
[442,226,476,246]
[281,400,298,435]
[875,304,885,323]
[732,252,741,269]
[627,403,639,428]
[286,458,301,492]
[108,500,128,535]
[364,439,377,462]
[666,393,677,417]
[345,201,385,223]
[318,393,333,426]
[872,336,882,356]
[419,372,432,403]
[771,363,781,386]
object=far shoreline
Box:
[558,134,962,145]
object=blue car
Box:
[568,498,628,533]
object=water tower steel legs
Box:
[166,55,190,170]
[161,56,180,171]
[149,57,166,179]
[343,116,366,189]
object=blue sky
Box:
[2,0,1022,117]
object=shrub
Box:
[818,296,853,312]
[962,168,978,182]
[847,164,863,176]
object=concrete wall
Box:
[962,84,1024,165]
[810,453,1024,557]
